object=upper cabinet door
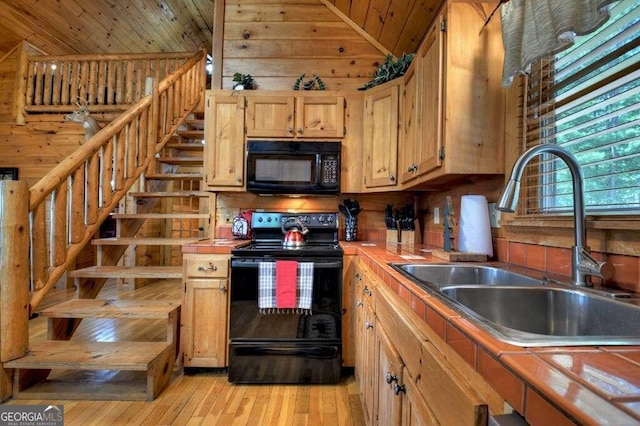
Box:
[363,81,400,190]
[245,95,295,138]
[416,14,445,178]
[204,93,245,189]
[295,96,345,138]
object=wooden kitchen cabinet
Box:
[342,254,359,367]
[245,93,345,139]
[203,91,245,190]
[400,2,505,186]
[353,260,501,425]
[362,80,400,191]
[181,253,230,367]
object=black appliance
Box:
[245,140,341,195]
[229,211,343,384]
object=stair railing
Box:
[0,49,206,320]
[16,51,204,123]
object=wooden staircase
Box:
[8,112,208,401]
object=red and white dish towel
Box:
[258,260,314,314]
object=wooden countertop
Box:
[344,241,640,425]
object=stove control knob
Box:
[258,217,264,223]
[318,214,325,222]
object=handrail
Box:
[19,48,206,313]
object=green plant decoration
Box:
[232,73,256,90]
[293,73,326,90]
[358,53,415,91]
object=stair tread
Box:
[92,237,200,246]
[177,130,204,138]
[165,142,204,151]
[130,191,210,198]
[112,213,209,219]
[5,341,171,370]
[157,157,203,165]
[68,265,182,278]
[40,298,180,319]
[145,173,203,180]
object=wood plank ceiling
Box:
[0,0,443,58]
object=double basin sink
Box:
[389,263,640,346]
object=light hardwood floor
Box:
[2,279,365,426]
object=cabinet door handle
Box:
[197,264,218,272]
[365,322,374,330]
[297,128,303,134]
[389,175,396,182]
[355,272,362,281]
[393,383,406,395]
[363,286,372,297]
[356,301,363,307]
[386,372,398,384]
[288,127,294,134]
[219,284,227,292]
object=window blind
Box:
[522,0,640,215]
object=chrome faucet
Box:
[496,144,614,287]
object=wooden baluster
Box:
[125,61,134,104]
[88,60,98,104]
[127,119,138,178]
[34,61,44,105]
[52,180,68,267]
[79,61,89,102]
[107,60,116,105]
[115,128,126,190]
[102,138,114,207]
[97,60,105,105]
[60,61,70,106]
[70,166,85,244]
[87,152,100,226]
[31,200,49,291]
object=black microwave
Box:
[246,140,341,195]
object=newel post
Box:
[146,77,160,175]
[0,180,30,400]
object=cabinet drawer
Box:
[185,257,229,278]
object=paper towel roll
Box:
[458,195,493,257]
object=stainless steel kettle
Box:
[281,217,309,249]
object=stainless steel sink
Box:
[389,263,543,289]
[389,263,640,346]
[441,286,640,346]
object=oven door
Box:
[228,256,343,383]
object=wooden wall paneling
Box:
[223,0,387,91]
[377,0,416,54]
[393,0,442,56]
[363,0,391,40]
[348,0,371,27]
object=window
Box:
[523,0,640,215]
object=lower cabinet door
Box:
[375,324,404,426]
[182,278,228,367]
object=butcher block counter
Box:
[344,241,640,425]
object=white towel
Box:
[257,262,314,314]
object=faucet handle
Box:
[578,248,614,280]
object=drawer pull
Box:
[219,284,227,292]
[363,286,372,297]
[386,372,398,384]
[365,322,374,330]
[197,264,218,272]
[393,383,406,395]
[356,301,363,307]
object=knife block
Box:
[386,221,421,245]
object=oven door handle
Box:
[231,260,342,269]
